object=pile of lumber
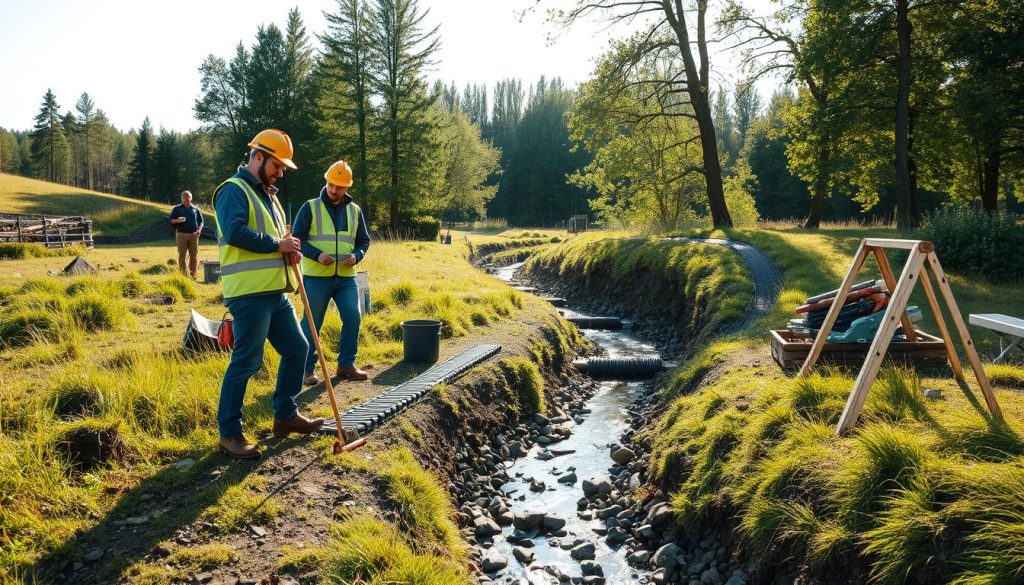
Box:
[0,213,94,249]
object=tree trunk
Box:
[981,139,1000,211]
[804,143,831,229]
[893,0,917,230]
[389,108,399,232]
[663,1,733,228]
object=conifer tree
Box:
[29,89,72,183]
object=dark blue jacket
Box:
[292,188,370,276]
[213,167,282,254]
[170,203,204,233]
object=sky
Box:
[0,0,782,133]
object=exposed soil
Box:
[35,295,586,585]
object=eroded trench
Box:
[468,261,664,584]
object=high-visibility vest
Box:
[301,198,361,278]
[212,177,296,300]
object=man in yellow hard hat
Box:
[292,160,371,385]
[211,129,324,460]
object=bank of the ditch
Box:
[525,230,1024,585]
[0,238,595,584]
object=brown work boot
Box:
[272,413,325,438]
[336,365,369,381]
[302,370,318,386]
[219,435,260,460]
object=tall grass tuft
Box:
[67,292,131,332]
[375,448,465,558]
[154,274,197,301]
[837,424,932,524]
[866,367,925,423]
[321,514,471,585]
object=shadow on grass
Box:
[31,438,296,584]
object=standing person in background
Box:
[170,190,204,279]
[292,160,371,386]
[211,128,324,460]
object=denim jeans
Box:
[217,293,309,438]
[299,276,361,373]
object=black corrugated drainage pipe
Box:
[573,357,664,378]
[566,316,623,330]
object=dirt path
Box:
[667,237,783,330]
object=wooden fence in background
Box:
[0,213,94,249]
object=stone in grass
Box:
[513,546,535,564]
[481,551,508,573]
[82,549,104,562]
[924,388,943,399]
[571,542,596,560]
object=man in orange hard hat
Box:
[210,129,324,460]
[292,160,371,385]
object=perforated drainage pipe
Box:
[566,316,623,330]
[573,357,664,378]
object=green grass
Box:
[375,448,465,559]
[0,243,86,260]
[0,236,537,581]
[524,233,753,347]
[0,173,169,235]
[320,514,471,585]
[197,476,281,535]
[642,225,1024,581]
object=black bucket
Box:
[203,261,222,284]
[401,319,442,363]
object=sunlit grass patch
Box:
[198,475,281,534]
[375,448,465,558]
[321,514,471,585]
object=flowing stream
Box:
[488,261,658,584]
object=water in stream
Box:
[488,262,658,584]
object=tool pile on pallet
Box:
[788,279,922,343]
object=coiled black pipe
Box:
[573,357,664,378]
[567,316,623,330]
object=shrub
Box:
[916,208,1024,281]
[399,216,441,241]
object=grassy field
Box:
[649,226,1024,583]
[0,174,168,235]
[0,235,534,582]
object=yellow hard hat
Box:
[325,160,354,187]
[248,129,297,170]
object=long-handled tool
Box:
[285,227,353,455]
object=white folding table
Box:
[970,313,1024,364]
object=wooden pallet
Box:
[771,329,948,369]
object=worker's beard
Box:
[258,158,279,196]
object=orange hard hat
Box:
[248,129,297,170]
[325,160,354,187]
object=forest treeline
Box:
[1,0,1021,231]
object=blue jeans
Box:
[218,293,309,438]
[300,276,361,373]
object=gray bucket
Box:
[401,319,442,363]
[203,261,222,283]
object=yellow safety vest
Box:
[301,198,361,278]
[212,177,296,300]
